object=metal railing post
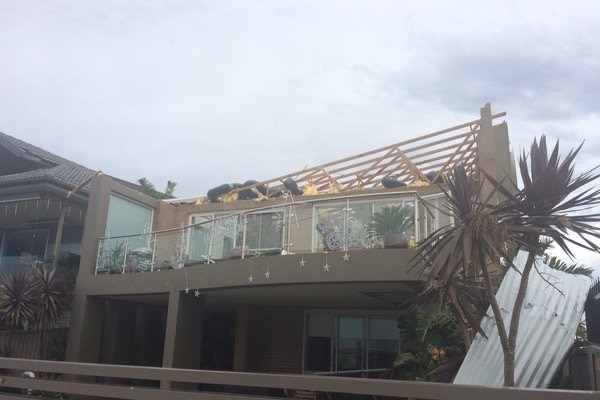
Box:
[241,214,247,259]
[122,239,128,274]
[151,233,157,272]
[95,239,103,275]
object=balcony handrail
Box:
[98,189,422,240]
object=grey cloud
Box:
[385,39,600,120]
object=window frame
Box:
[302,310,401,375]
[188,208,286,262]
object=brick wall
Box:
[244,306,304,374]
[153,201,182,231]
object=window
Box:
[245,211,284,251]
[1,229,49,269]
[304,312,400,374]
[99,194,154,272]
[188,210,284,262]
[305,313,334,372]
[313,198,415,251]
[418,196,452,238]
[188,215,212,263]
[105,194,154,241]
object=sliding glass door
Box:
[304,312,399,374]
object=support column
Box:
[133,304,150,366]
[65,295,104,364]
[233,305,250,372]
[161,290,205,389]
[477,103,514,204]
[99,300,136,365]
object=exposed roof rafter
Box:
[223,111,506,199]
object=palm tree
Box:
[535,239,594,277]
[412,136,600,386]
[545,255,594,277]
[137,177,177,199]
[32,267,67,359]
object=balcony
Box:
[94,191,449,275]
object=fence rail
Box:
[0,358,597,400]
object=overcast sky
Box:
[1,1,599,266]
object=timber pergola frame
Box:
[226,107,506,198]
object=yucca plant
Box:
[372,205,414,248]
[412,135,600,386]
[372,205,414,236]
[33,267,67,359]
[0,270,37,331]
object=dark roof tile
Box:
[0,131,96,194]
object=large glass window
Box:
[368,317,400,369]
[105,194,154,240]
[188,211,284,262]
[314,198,416,251]
[1,229,49,269]
[99,194,154,273]
[206,213,243,261]
[188,215,211,264]
[304,312,399,374]
[245,211,284,251]
[418,196,452,239]
[305,313,333,372]
[337,316,365,371]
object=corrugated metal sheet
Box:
[454,251,591,388]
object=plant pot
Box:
[383,232,408,249]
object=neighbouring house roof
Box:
[0,131,97,194]
[454,251,591,388]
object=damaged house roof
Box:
[182,109,507,204]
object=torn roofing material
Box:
[454,251,591,388]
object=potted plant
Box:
[371,204,414,248]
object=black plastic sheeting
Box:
[238,180,268,200]
[207,183,241,203]
[381,176,406,188]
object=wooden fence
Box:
[0,357,597,400]
[0,328,68,359]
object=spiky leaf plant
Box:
[33,267,68,359]
[0,270,37,331]
[412,135,600,386]
[371,205,414,237]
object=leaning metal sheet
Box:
[454,251,591,387]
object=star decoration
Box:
[264,271,271,279]
[343,252,350,262]
[194,290,200,297]
[299,258,306,268]
[248,275,254,283]
[324,263,331,272]
[184,287,190,294]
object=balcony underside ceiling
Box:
[102,280,421,310]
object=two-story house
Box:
[65,104,513,388]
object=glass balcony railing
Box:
[94,193,450,274]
